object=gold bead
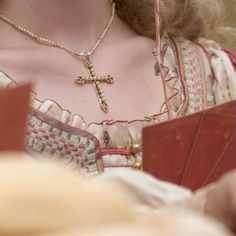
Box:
[130,144,141,155]
[98,90,103,95]
[101,102,109,113]
[133,161,142,170]
[100,97,106,102]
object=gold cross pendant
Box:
[75,58,114,113]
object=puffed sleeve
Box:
[197,38,236,104]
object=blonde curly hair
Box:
[115,0,236,51]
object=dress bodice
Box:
[0,35,235,175]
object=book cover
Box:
[142,100,236,191]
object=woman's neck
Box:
[1,0,115,50]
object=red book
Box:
[0,85,31,152]
[142,100,236,191]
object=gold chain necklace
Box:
[0,1,116,113]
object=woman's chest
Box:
[0,48,165,122]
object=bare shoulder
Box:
[123,35,156,76]
[0,47,38,84]
[124,35,155,60]
[111,32,156,74]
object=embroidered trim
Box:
[26,109,104,175]
[174,38,209,113]
[168,36,189,116]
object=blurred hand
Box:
[205,171,236,234]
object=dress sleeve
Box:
[223,48,236,71]
[197,38,236,105]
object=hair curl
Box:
[114,0,236,51]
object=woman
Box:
[0,0,235,233]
